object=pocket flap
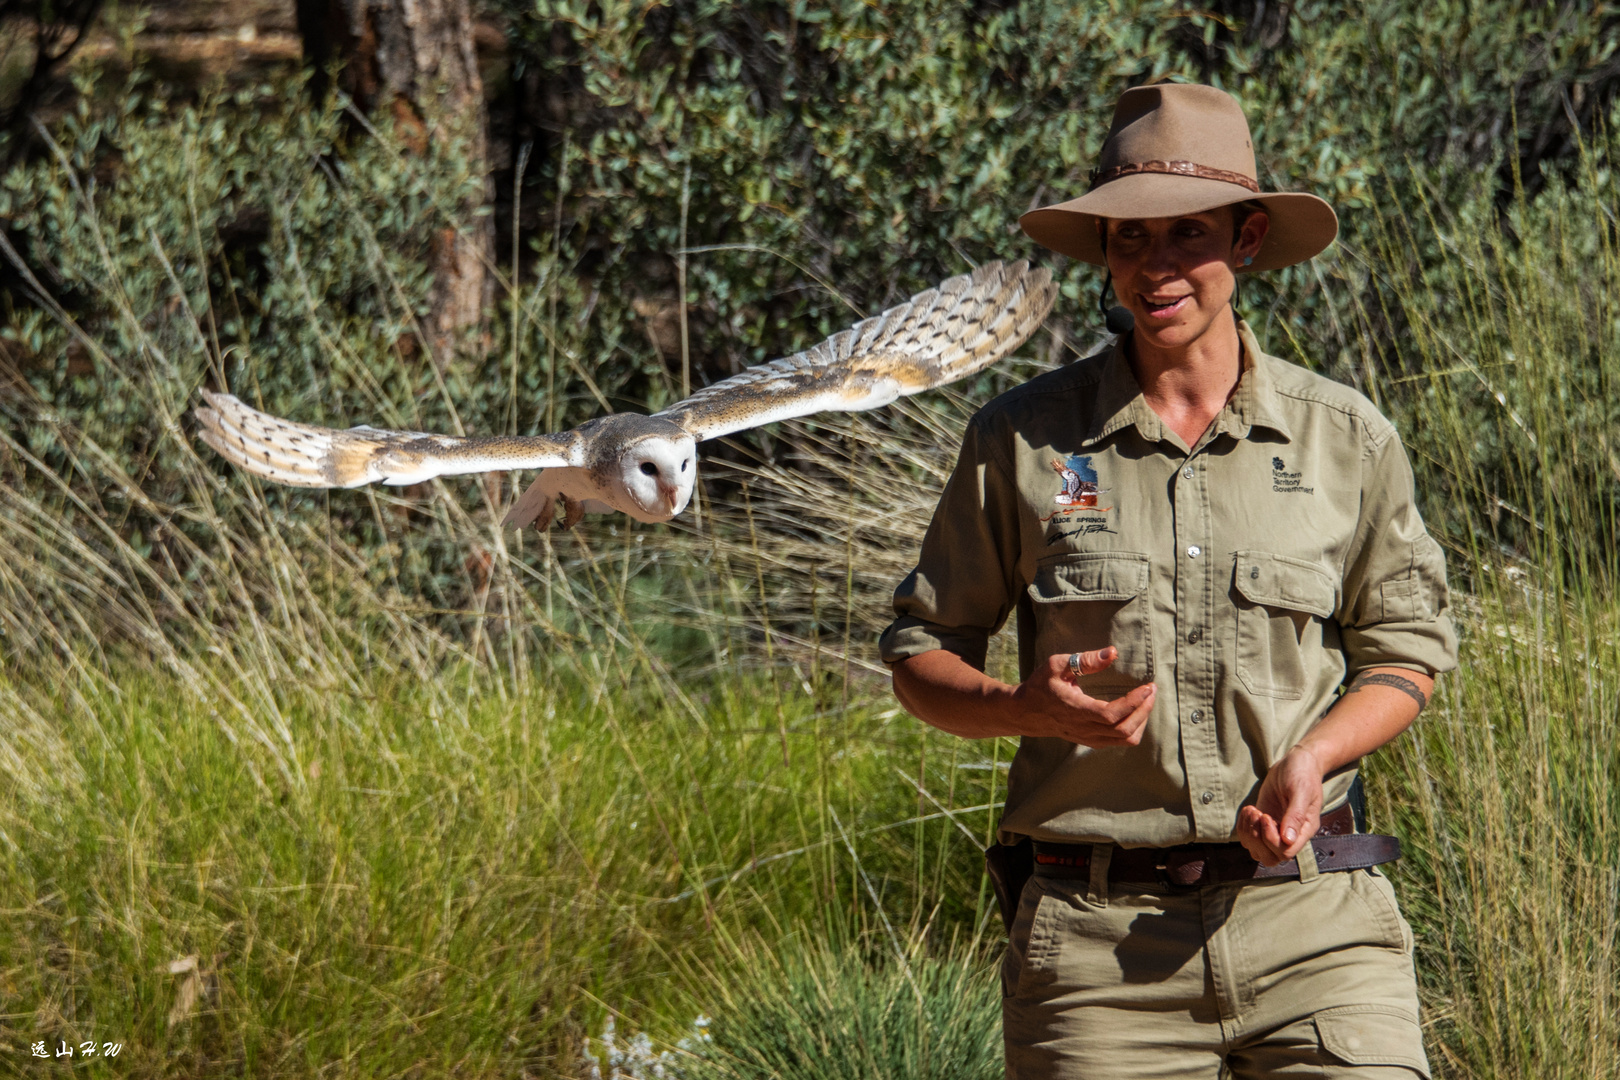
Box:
[1314,1005,1430,1076]
[1029,552,1149,603]
[1232,551,1336,617]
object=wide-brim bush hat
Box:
[1020,83,1338,272]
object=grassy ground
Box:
[0,663,1006,1076]
[1,586,1616,1078]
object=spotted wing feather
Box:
[656,260,1056,442]
[194,389,584,488]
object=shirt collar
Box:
[1080,320,1293,448]
[1080,340,1162,446]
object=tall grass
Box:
[1346,143,1620,1077]
[1,91,1618,1078]
[0,663,1004,1075]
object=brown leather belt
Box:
[1031,804,1400,889]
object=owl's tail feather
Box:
[502,479,593,531]
[501,479,555,530]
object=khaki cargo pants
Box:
[1001,849,1429,1079]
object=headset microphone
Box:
[1098,270,1135,335]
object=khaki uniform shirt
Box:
[879,323,1458,848]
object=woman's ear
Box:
[1236,209,1271,264]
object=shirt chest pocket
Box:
[1028,552,1153,695]
[1231,551,1338,700]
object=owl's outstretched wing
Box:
[193,389,585,488]
[654,260,1056,443]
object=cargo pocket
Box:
[1028,551,1152,695]
[1342,868,1408,954]
[1314,1004,1431,1077]
[1353,867,1417,956]
[1232,551,1337,699]
[1001,879,1060,999]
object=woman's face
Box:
[1103,207,1269,354]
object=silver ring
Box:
[1067,652,1082,677]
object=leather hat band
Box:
[1090,159,1261,193]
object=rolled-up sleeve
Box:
[878,416,1023,671]
[1337,423,1459,676]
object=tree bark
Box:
[0,0,106,165]
[298,0,494,366]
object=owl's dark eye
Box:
[639,462,659,476]
[680,459,690,473]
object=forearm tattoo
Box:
[1344,671,1428,711]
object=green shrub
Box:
[495,0,1620,384]
[687,937,1001,1080]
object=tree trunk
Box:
[298,0,493,367]
[0,0,106,164]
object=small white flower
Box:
[579,1011,712,1079]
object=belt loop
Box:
[1295,837,1321,882]
[1088,843,1112,906]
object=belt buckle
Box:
[1157,846,1211,890]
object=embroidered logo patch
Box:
[1043,454,1116,542]
[1051,454,1109,510]
[1271,455,1314,495]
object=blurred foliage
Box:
[0,0,1618,642]
[0,0,105,155]
[0,71,502,619]
[494,0,1620,379]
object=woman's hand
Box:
[1234,666,1433,866]
[889,646,1155,746]
[1011,647,1157,748]
[1236,745,1326,866]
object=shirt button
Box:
[1250,565,1260,579]
[1187,545,1202,558]
[1201,791,1215,805]
[1187,629,1202,644]
[1182,467,1194,480]
[1190,709,1204,724]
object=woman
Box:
[881,83,1455,1079]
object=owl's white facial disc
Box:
[618,434,697,522]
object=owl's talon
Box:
[531,496,556,532]
[559,495,585,530]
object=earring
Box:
[1243,255,1254,266]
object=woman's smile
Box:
[1139,293,1191,318]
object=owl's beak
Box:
[658,481,680,514]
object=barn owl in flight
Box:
[194,261,1055,530]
